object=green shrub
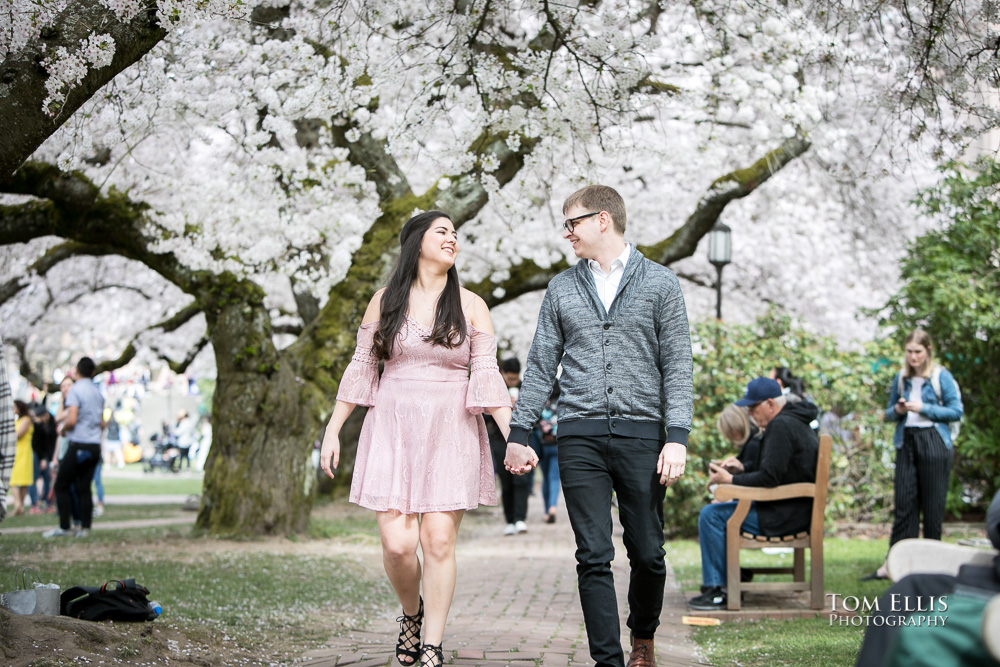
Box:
[664,310,899,537]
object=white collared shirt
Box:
[588,243,631,312]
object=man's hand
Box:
[657,442,686,486]
[319,428,340,480]
[504,443,538,475]
[708,461,734,485]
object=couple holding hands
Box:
[319,185,693,667]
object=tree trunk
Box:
[196,276,318,535]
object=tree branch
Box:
[467,256,571,309]
[95,343,138,376]
[273,323,304,336]
[0,241,119,306]
[443,131,539,227]
[161,337,209,374]
[92,302,204,375]
[0,0,167,179]
[638,135,812,265]
[0,162,195,291]
[470,136,811,308]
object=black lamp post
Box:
[708,221,732,320]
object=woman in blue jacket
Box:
[864,328,963,580]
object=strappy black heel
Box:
[395,597,423,664]
[419,643,444,667]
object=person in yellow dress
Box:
[9,400,35,516]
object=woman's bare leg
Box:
[377,510,423,616]
[418,510,464,646]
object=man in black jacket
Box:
[688,377,819,610]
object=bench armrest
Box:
[714,482,817,502]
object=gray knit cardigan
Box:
[508,246,694,446]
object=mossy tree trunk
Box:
[196,277,321,535]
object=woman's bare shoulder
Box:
[461,289,493,332]
[362,288,387,325]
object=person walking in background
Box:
[103,409,125,469]
[29,403,58,513]
[51,375,82,526]
[91,454,105,518]
[505,185,693,667]
[318,211,525,667]
[529,382,561,524]
[173,409,198,470]
[45,357,105,538]
[862,328,963,581]
[8,400,35,516]
[0,336,15,524]
[489,357,531,535]
[194,415,211,471]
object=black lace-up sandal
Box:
[395,597,423,664]
[419,643,444,667]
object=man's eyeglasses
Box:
[563,211,600,234]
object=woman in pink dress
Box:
[319,211,537,667]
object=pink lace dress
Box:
[336,315,510,513]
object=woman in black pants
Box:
[863,328,963,580]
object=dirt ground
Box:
[0,608,275,666]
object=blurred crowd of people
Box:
[1,348,211,532]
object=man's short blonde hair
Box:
[563,185,626,235]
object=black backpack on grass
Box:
[61,579,157,621]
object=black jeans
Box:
[559,435,667,667]
[54,443,101,530]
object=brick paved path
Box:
[300,498,708,667]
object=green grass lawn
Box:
[0,503,190,529]
[0,516,393,658]
[101,468,204,496]
[666,536,902,667]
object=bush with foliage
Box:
[664,311,900,537]
[879,158,1000,515]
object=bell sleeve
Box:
[466,326,513,415]
[335,322,380,407]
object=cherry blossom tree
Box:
[1,0,996,535]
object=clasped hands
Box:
[504,443,538,475]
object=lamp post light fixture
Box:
[707,221,732,320]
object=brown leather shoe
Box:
[627,636,656,667]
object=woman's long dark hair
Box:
[372,211,467,360]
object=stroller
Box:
[144,431,181,473]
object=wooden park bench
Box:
[713,433,832,611]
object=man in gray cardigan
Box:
[505,185,693,667]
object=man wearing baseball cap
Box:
[688,377,820,610]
